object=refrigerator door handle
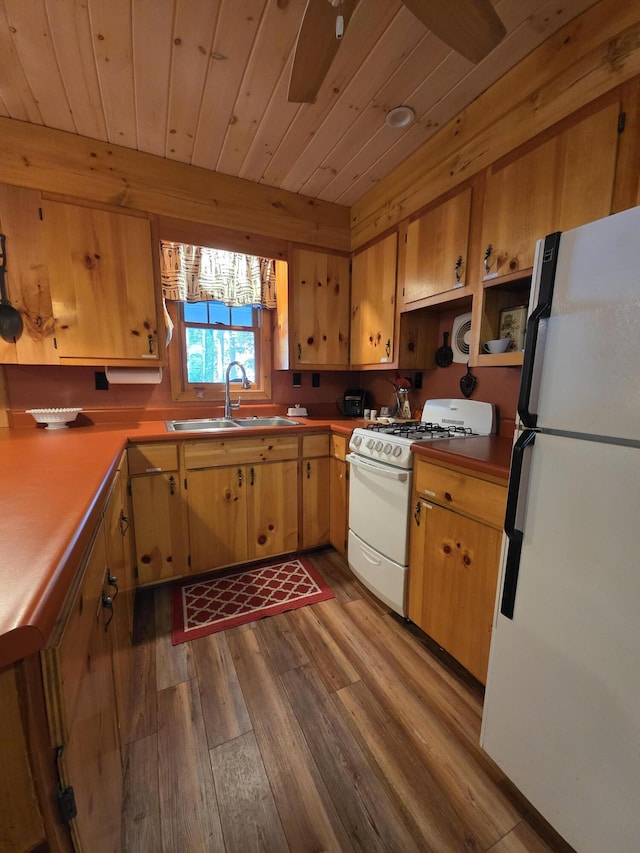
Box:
[518,232,561,428]
[501,429,537,619]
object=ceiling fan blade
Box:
[402,0,506,64]
[288,0,359,103]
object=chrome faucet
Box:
[224,360,252,418]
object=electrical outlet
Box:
[312,373,320,388]
[95,371,109,390]
[414,371,423,390]
[293,372,302,387]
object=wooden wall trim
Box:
[351,0,640,249]
[0,119,351,253]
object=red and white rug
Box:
[171,555,334,644]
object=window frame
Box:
[163,254,274,404]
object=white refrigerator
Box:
[481,205,640,853]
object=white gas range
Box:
[346,399,496,616]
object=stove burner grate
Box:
[364,421,477,440]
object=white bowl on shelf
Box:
[26,407,83,429]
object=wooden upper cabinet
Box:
[350,232,397,366]
[0,184,58,365]
[481,101,620,281]
[401,187,472,306]
[42,199,160,362]
[286,248,350,369]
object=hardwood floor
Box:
[121,549,571,853]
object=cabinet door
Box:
[247,460,298,561]
[481,102,619,280]
[408,500,501,684]
[301,455,330,549]
[329,457,348,556]
[350,232,397,365]
[42,200,159,361]
[104,466,133,750]
[58,529,122,852]
[290,248,350,367]
[0,184,58,365]
[187,465,249,573]
[402,188,472,305]
[130,473,189,584]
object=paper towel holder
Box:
[104,366,163,385]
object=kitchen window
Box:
[161,238,275,403]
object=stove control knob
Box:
[366,438,375,449]
[392,446,403,458]
[383,443,392,455]
[352,434,362,447]
[375,440,383,451]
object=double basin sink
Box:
[166,416,302,432]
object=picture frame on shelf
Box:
[499,304,527,351]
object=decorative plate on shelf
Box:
[26,407,83,429]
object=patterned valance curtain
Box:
[159,241,277,309]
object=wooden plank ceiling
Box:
[0,0,599,208]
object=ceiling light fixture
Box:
[385,106,415,129]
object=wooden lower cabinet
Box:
[0,665,46,853]
[130,472,190,584]
[56,542,123,853]
[408,458,506,684]
[128,441,189,584]
[187,459,298,574]
[41,492,129,851]
[329,434,349,556]
[301,434,331,550]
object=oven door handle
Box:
[345,453,409,482]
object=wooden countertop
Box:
[411,435,513,482]
[0,417,511,667]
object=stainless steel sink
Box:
[165,418,240,432]
[233,416,301,427]
[165,416,302,432]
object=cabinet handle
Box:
[119,509,129,536]
[101,591,114,631]
[306,461,312,479]
[168,475,176,495]
[385,338,391,357]
[106,573,119,600]
[454,255,463,283]
[297,342,302,359]
[483,244,493,274]
[414,501,421,526]
[238,468,243,487]
[250,467,255,486]
[147,334,154,354]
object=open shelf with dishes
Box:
[474,269,532,367]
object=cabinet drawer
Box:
[302,433,330,457]
[184,436,298,469]
[128,443,178,474]
[414,460,507,529]
[330,433,348,461]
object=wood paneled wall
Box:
[351,0,640,249]
[0,119,351,253]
